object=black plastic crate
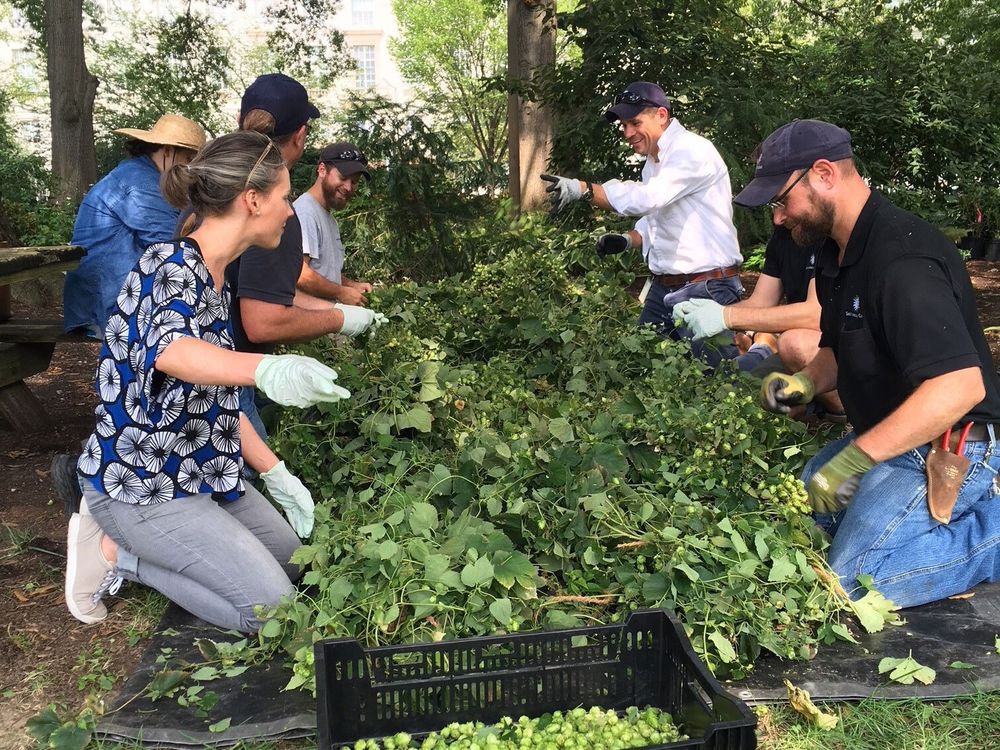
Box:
[315,609,756,750]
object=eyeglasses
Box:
[767,168,810,210]
[614,90,659,108]
[325,149,368,165]
[244,141,274,191]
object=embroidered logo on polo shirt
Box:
[846,295,863,320]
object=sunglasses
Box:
[614,90,661,108]
[767,168,810,210]
[324,149,368,165]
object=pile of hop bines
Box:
[256,238,864,696]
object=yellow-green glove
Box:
[760,372,816,414]
[808,442,876,514]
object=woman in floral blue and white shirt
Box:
[65,131,352,630]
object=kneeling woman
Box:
[66,131,349,631]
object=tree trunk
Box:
[507,0,555,212]
[46,0,98,201]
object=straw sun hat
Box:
[113,114,207,152]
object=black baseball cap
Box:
[319,142,371,179]
[734,119,853,207]
[240,73,321,138]
[604,81,672,123]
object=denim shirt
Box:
[63,156,180,335]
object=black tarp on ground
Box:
[95,605,315,748]
[729,580,1000,703]
[98,582,1000,747]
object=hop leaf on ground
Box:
[878,653,936,685]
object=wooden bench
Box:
[0,245,88,431]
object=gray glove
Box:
[540,173,582,215]
[261,461,314,537]
[335,304,387,337]
[254,354,350,408]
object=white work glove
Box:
[540,173,583,215]
[260,461,314,538]
[254,354,350,408]
[335,304,387,337]
[672,299,728,340]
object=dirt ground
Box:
[3,264,1000,746]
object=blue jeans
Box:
[85,481,301,632]
[640,276,743,365]
[241,385,268,442]
[803,430,1000,607]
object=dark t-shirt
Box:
[226,212,304,354]
[761,226,820,304]
[815,192,1000,434]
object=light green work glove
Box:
[335,303,387,337]
[254,354,350,408]
[760,372,816,414]
[808,442,876,514]
[261,461,314,537]
[672,299,727,340]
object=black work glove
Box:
[595,233,631,258]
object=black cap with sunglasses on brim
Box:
[319,142,371,179]
[734,119,853,208]
[604,81,672,123]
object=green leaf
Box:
[675,563,700,582]
[708,631,737,663]
[830,623,859,644]
[47,724,93,750]
[190,666,219,681]
[208,717,232,733]
[259,618,282,639]
[767,555,797,582]
[783,446,801,458]
[408,502,439,535]
[851,590,903,634]
[378,539,400,560]
[878,653,936,685]
[949,661,977,670]
[489,597,512,625]
[147,669,189,700]
[417,361,445,401]
[549,417,575,443]
[396,405,433,432]
[461,556,495,587]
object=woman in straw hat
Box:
[63,114,207,338]
[65,130,351,630]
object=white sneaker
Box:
[65,510,122,624]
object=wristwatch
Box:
[582,181,594,202]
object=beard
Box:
[787,195,834,246]
[321,179,349,210]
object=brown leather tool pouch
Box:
[925,444,969,524]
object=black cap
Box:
[734,119,853,207]
[319,142,371,179]
[604,81,672,123]
[240,73,320,138]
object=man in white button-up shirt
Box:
[543,81,743,346]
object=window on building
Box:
[14,48,36,80]
[353,45,376,89]
[352,0,374,26]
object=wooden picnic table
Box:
[0,245,88,431]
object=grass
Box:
[757,693,1000,749]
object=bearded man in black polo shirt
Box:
[735,119,1000,608]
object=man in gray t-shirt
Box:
[294,142,374,306]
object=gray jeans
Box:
[84,482,302,632]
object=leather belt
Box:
[943,423,993,451]
[652,264,742,288]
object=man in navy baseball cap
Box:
[603,81,672,123]
[734,119,853,208]
[239,73,321,138]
